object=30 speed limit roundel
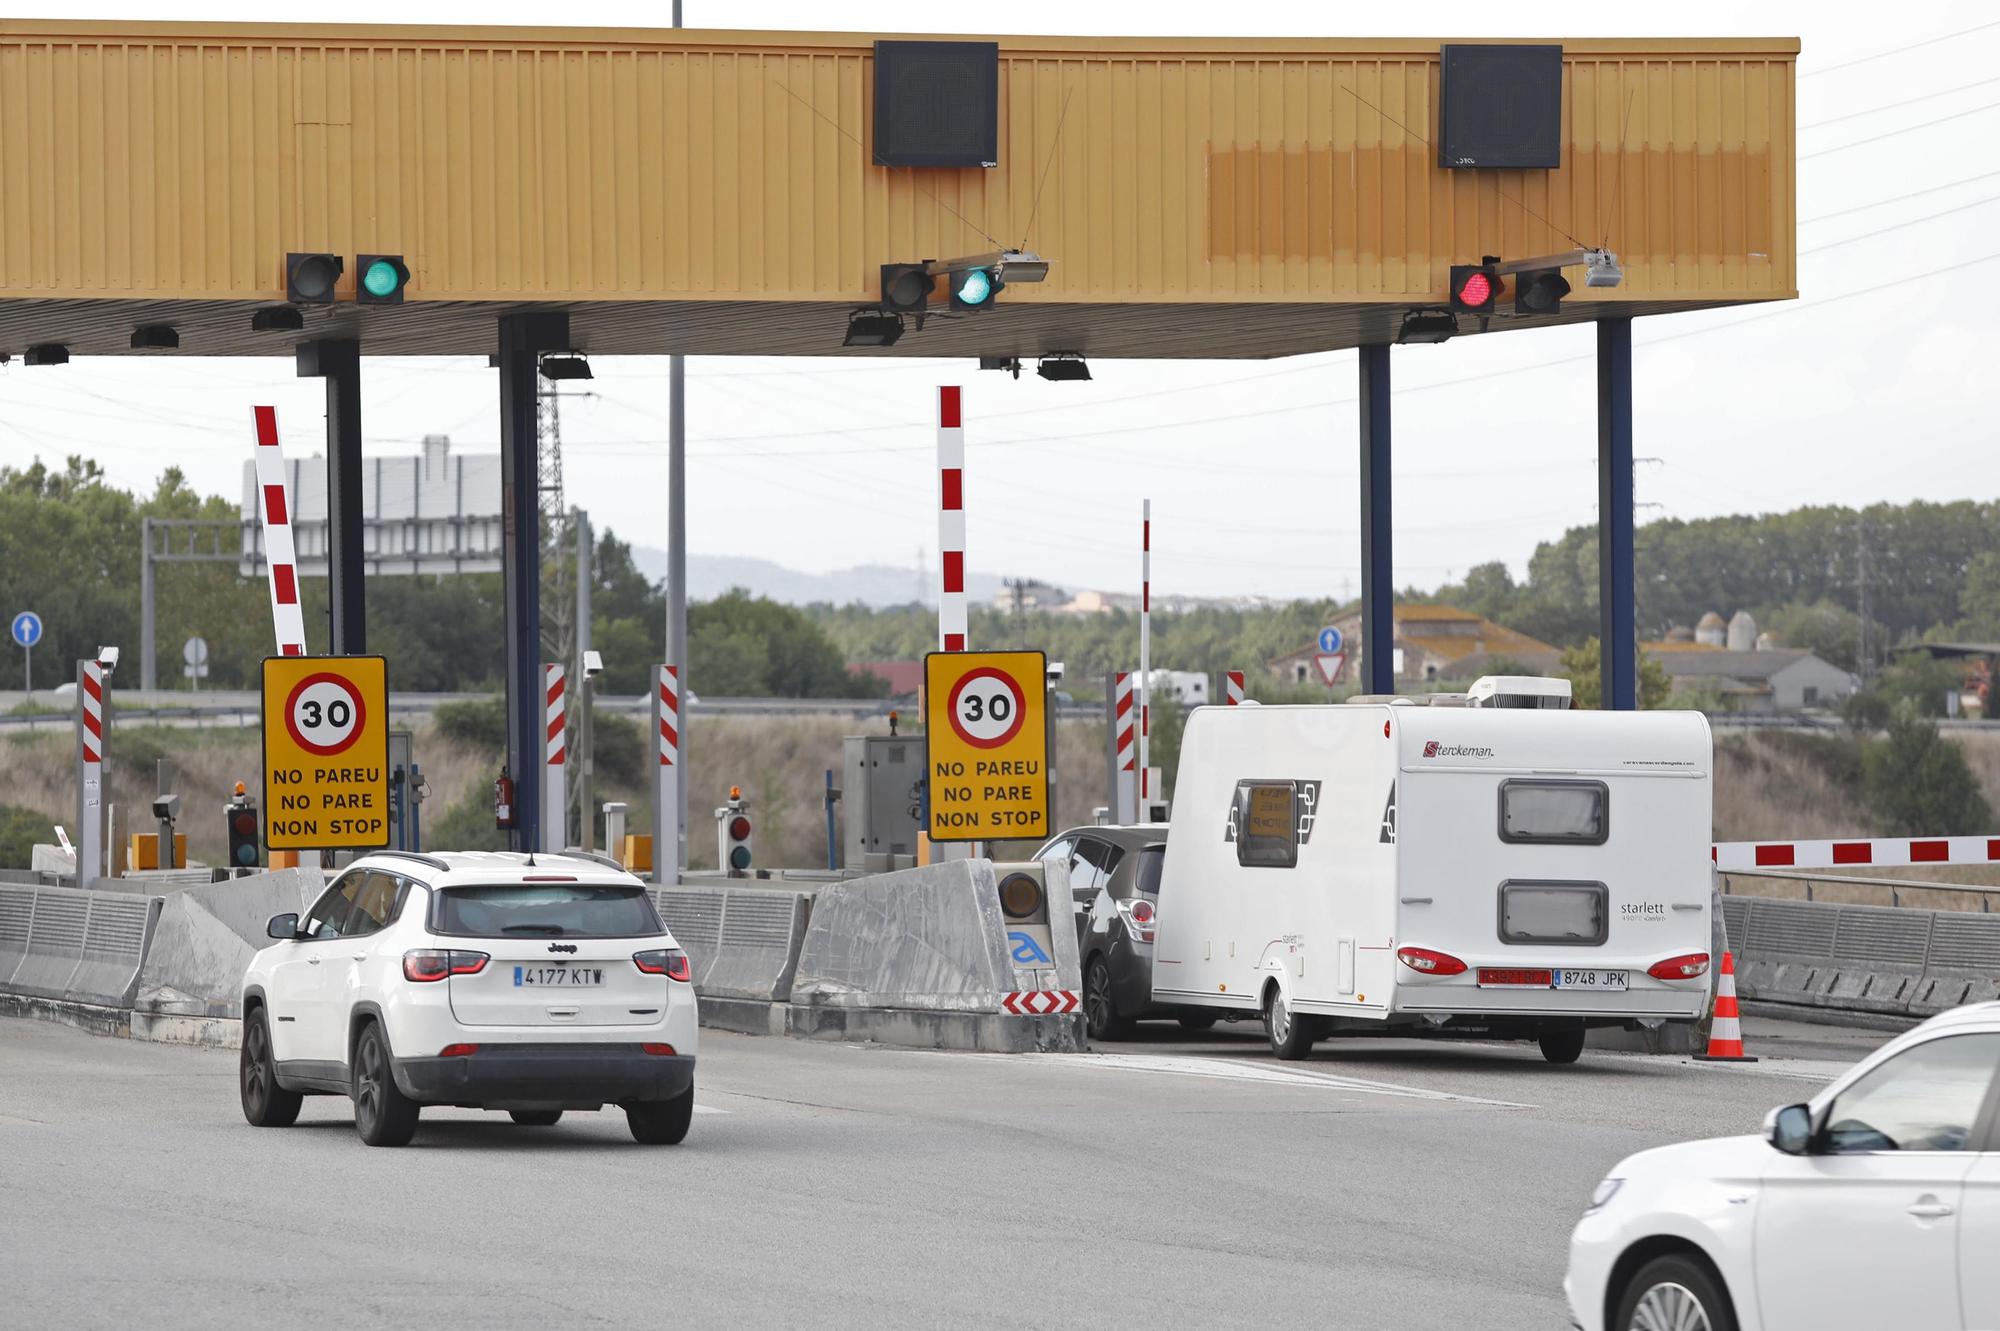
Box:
[947,667,1027,749]
[283,671,367,756]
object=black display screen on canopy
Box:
[1439,44,1564,170]
[873,40,999,169]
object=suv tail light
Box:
[634,949,692,982]
[438,1043,480,1057]
[1119,897,1157,943]
[1396,946,1468,976]
[641,1043,678,1056]
[403,949,490,982]
[1647,952,1711,980]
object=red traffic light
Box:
[1449,264,1497,314]
[232,812,257,836]
[728,815,752,841]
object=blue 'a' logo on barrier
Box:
[1008,931,1051,964]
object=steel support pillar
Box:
[1358,344,1395,696]
[297,338,365,653]
[1597,318,1637,711]
[665,354,688,876]
[498,312,570,854]
[139,517,156,692]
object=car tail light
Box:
[1396,946,1468,976]
[634,949,692,982]
[641,1043,678,1056]
[1647,952,1711,980]
[403,949,489,982]
[1119,897,1158,943]
[438,1043,479,1057]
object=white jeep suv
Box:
[239,850,699,1147]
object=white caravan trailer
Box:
[1150,678,1714,1062]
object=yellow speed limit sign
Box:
[924,650,1049,842]
[261,655,390,851]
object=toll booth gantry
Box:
[0,21,1799,853]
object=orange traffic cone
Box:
[1693,950,1757,1062]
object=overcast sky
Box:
[3,1,1996,601]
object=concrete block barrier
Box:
[134,868,325,1020]
[786,859,1087,1052]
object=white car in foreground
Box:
[239,850,699,1147]
[1567,1002,2000,1330]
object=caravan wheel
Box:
[1264,987,1317,1061]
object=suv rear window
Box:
[431,884,663,938]
[1134,846,1165,896]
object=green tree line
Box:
[8,456,2000,699]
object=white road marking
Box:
[693,1105,729,1115]
[911,1050,1535,1108]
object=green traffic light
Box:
[729,846,752,871]
[362,259,402,298]
[955,269,993,306]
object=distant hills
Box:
[627,547,1006,608]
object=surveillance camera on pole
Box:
[97,645,120,677]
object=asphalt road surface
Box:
[0,1013,1890,1330]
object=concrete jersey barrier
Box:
[1724,895,2000,1017]
[134,868,325,1020]
[789,858,1082,1011]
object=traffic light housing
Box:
[1448,263,1498,315]
[948,265,1003,311]
[227,796,261,870]
[1514,267,1571,316]
[717,787,752,877]
[880,262,935,314]
[286,252,343,304]
[356,254,411,305]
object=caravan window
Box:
[1233,781,1298,868]
[1498,881,1609,946]
[1499,779,1608,845]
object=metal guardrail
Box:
[1725,868,1995,912]
[0,882,162,1008]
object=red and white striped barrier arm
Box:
[542,663,567,850]
[250,406,308,657]
[1224,670,1245,705]
[1714,836,2000,871]
[937,386,967,652]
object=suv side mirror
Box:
[1764,1102,1813,1155]
[267,912,300,940]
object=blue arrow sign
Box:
[1318,625,1343,656]
[11,611,41,649]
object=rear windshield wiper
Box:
[500,924,566,935]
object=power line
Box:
[1800,19,2000,79]
[1800,100,2000,161]
[1800,75,2000,130]
[1801,169,2000,224]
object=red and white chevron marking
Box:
[658,665,680,766]
[250,406,308,657]
[544,664,566,765]
[1001,989,1080,1016]
[937,386,967,652]
[1715,836,2000,872]
[1114,672,1135,771]
[78,659,104,765]
[1224,670,1245,705]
